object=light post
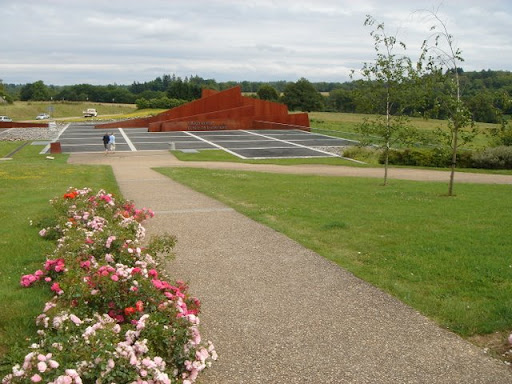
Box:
[48,97,53,118]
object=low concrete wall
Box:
[0,122,48,128]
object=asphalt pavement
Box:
[46,123,356,159]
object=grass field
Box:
[0,101,164,122]
[0,143,121,370]
[155,166,512,359]
[309,111,500,149]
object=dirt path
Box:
[68,150,512,185]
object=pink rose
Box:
[51,283,63,295]
[20,274,36,287]
[148,269,158,278]
[37,361,47,373]
[69,314,82,325]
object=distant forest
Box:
[2,69,512,124]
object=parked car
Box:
[0,115,12,122]
[36,113,50,120]
[82,108,97,117]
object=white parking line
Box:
[119,128,137,151]
[183,131,248,159]
[242,130,338,157]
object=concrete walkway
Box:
[68,151,512,383]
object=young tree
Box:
[419,8,477,196]
[352,15,419,185]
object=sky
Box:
[1,0,511,86]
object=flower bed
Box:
[3,188,216,384]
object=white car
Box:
[0,115,12,122]
[36,113,50,120]
[83,108,97,117]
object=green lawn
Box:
[0,143,121,366]
[155,167,512,338]
[171,148,367,166]
[0,101,165,122]
[309,111,501,149]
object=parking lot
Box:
[46,124,357,159]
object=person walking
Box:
[108,132,116,154]
[102,132,110,154]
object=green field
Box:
[0,143,120,369]
[309,111,500,149]
[0,101,164,122]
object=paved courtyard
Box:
[44,123,357,159]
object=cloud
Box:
[1,0,511,85]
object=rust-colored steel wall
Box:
[287,113,310,127]
[252,120,310,131]
[96,85,310,132]
[0,122,49,128]
[151,105,255,132]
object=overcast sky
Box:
[1,0,511,86]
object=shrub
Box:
[380,148,437,167]
[4,187,216,384]
[342,146,382,163]
[379,148,474,168]
[471,146,512,169]
[136,97,187,110]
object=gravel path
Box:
[0,127,62,141]
[67,151,512,383]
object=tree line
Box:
[1,69,510,124]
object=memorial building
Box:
[97,86,309,132]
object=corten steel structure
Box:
[97,86,310,132]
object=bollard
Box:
[170,142,176,151]
[50,141,62,154]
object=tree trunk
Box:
[384,90,390,186]
[448,71,461,197]
[384,143,389,186]
[448,123,458,196]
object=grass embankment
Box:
[309,111,500,149]
[155,167,512,356]
[0,143,120,370]
[0,101,166,122]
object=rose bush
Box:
[3,187,216,384]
